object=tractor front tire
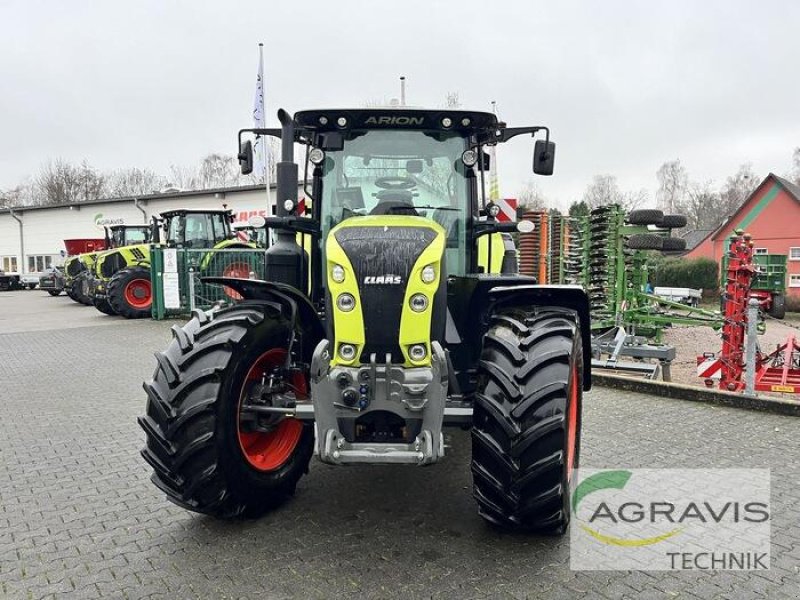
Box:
[471,307,583,534]
[47,289,62,297]
[108,267,152,319]
[139,302,314,518]
[93,295,117,316]
[72,274,93,305]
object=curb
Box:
[593,373,800,417]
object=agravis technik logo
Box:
[570,469,770,571]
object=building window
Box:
[754,247,768,255]
[790,247,800,261]
[27,255,54,273]
[2,256,18,272]
[790,274,800,288]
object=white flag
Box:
[253,44,267,180]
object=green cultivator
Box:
[566,205,723,379]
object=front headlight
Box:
[337,293,355,312]
[339,344,357,361]
[409,293,428,312]
[421,264,436,284]
[409,344,427,361]
[331,264,345,283]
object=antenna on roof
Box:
[400,76,406,106]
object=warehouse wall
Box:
[0,185,287,273]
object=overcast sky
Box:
[1,0,798,210]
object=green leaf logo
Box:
[572,470,682,547]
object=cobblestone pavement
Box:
[1,291,799,599]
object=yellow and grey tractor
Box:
[62,233,137,306]
[140,108,591,533]
[85,224,153,314]
[90,209,257,318]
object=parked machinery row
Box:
[50,210,262,319]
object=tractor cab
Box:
[238,108,555,303]
[155,209,236,249]
[104,224,153,250]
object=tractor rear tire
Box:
[626,234,664,250]
[471,307,583,534]
[93,295,117,316]
[627,209,664,225]
[768,293,786,319]
[658,214,688,229]
[661,237,687,251]
[108,266,152,319]
[139,302,314,518]
[47,289,62,297]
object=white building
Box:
[0,184,289,274]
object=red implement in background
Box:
[63,238,106,255]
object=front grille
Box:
[335,225,437,362]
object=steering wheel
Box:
[374,176,416,190]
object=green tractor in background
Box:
[90,209,257,318]
[140,107,592,534]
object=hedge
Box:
[652,257,719,291]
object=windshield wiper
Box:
[413,206,461,211]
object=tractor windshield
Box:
[320,129,468,274]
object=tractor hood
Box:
[325,216,446,366]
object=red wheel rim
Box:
[565,366,579,482]
[124,278,152,309]
[222,262,251,300]
[237,348,305,472]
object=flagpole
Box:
[258,43,269,197]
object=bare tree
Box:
[106,167,167,197]
[582,174,621,208]
[790,147,800,185]
[166,164,199,191]
[0,179,38,208]
[620,188,649,211]
[684,180,721,230]
[34,159,106,205]
[517,179,547,210]
[656,159,688,213]
[198,153,243,189]
[718,163,758,216]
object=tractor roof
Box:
[293,108,499,138]
[158,209,233,217]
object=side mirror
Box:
[533,140,556,176]
[238,140,253,175]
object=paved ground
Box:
[1,290,799,599]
